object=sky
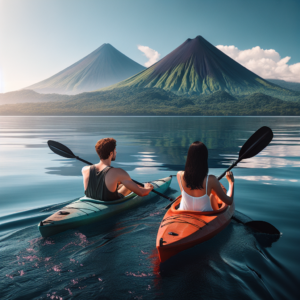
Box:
[0,0,299,93]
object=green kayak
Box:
[38,176,172,237]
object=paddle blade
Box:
[47,140,76,159]
[245,221,280,235]
[239,126,273,160]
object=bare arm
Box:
[116,169,154,197]
[82,166,90,191]
[210,172,234,205]
[177,171,184,192]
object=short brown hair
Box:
[95,138,116,159]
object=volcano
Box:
[26,44,145,95]
[101,36,285,96]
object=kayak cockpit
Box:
[79,192,136,204]
[171,195,230,215]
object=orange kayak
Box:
[156,195,235,263]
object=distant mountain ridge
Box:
[101,36,296,99]
[1,35,299,112]
[25,43,145,95]
[0,90,70,104]
[266,79,300,92]
[1,87,300,116]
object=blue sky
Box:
[0,0,299,92]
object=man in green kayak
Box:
[82,138,154,201]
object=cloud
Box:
[216,45,300,83]
[138,45,160,67]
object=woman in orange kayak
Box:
[177,141,234,211]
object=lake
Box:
[1,116,299,299]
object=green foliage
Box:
[1,87,300,116]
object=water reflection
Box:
[1,116,300,299]
[236,176,298,182]
[0,116,299,177]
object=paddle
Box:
[220,126,279,235]
[163,126,279,236]
[47,128,279,236]
[217,126,273,180]
[218,126,279,234]
[165,126,273,210]
[47,140,173,201]
[233,211,280,237]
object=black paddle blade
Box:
[239,126,273,160]
[244,221,281,235]
[47,140,76,159]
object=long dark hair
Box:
[183,141,208,190]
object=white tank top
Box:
[179,173,213,212]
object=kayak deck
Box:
[156,195,235,263]
[39,176,172,237]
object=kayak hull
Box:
[156,195,235,263]
[39,176,172,237]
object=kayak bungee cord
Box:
[46,129,280,236]
[41,202,102,227]
[65,207,97,214]
[162,214,209,226]
[165,126,274,210]
[39,177,172,236]
[161,220,203,230]
[160,214,209,230]
[79,201,104,211]
[62,199,107,215]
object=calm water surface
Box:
[0,116,300,299]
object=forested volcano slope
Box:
[101,36,297,101]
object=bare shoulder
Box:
[110,167,127,174]
[82,166,90,175]
[108,167,130,178]
[209,175,226,192]
[208,174,217,181]
[208,174,218,186]
[177,170,184,177]
[176,171,184,181]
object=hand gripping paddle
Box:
[47,140,173,201]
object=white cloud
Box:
[216,45,300,83]
[138,45,160,67]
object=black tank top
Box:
[85,165,120,201]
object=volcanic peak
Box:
[102,35,283,96]
[25,43,145,94]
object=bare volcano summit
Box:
[102,36,285,96]
[26,44,145,95]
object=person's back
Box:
[85,165,120,201]
[178,171,213,211]
[82,138,154,201]
[177,141,234,211]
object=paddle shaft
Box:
[47,137,279,235]
[73,156,173,201]
[217,129,271,180]
[75,156,94,166]
[165,160,239,209]
[166,129,272,209]
[217,160,239,181]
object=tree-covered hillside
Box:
[99,36,299,102]
[1,88,299,116]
